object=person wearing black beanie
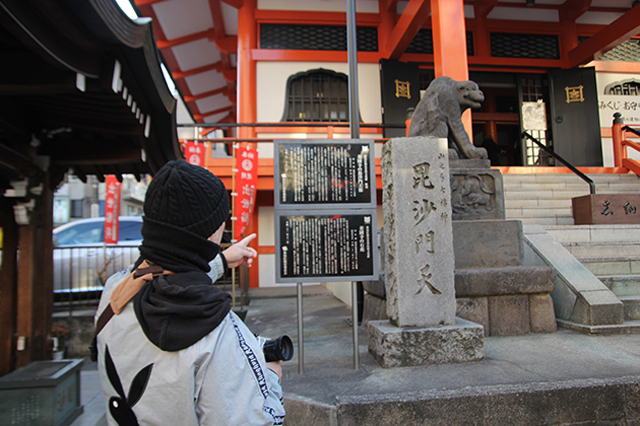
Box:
[94,160,285,426]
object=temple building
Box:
[134,0,640,291]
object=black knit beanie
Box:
[139,160,230,272]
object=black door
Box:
[548,67,602,166]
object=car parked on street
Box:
[53,217,143,295]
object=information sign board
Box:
[275,210,378,283]
[274,140,376,209]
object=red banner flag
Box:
[184,141,206,167]
[233,145,258,241]
[104,175,121,244]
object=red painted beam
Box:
[194,105,234,120]
[568,5,640,68]
[134,0,170,6]
[255,9,380,25]
[156,29,216,49]
[384,0,430,59]
[251,49,382,63]
[172,61,224,80]
[183,86,232,102]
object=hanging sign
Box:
[234,145,258,241]
[184,141,206,166]
[104,175,121,244]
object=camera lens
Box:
[263,335,294,362]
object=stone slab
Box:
[449,158,491,169]
[529,293,558,333]
[450,168,505,221]
[454,266,556,297]
[456,297,490,336]
[489,295,531,336]
[381,137,456,327]
[453,220,523,269]
[571,290,624,326]
[367,318,485,368]
[362,293,388,324]
[361,274,385,298]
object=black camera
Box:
[262,335,294,362]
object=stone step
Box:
[503,189,590,200]
[561,241,640,258]
[505,207,573,218]
[505,199,571,209]
[618,295,640,320]
[516,217,575,226]
[578,256,640,276]
[544,224,640,243]
[455,265,556,297]
[599,275,640,297]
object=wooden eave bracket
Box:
[474,0,499,19]
[383,0,430,60]
[567,4,640,68]
[223,68,237,82]
[172,61,224,80]
[215,36,238,53]
[559,0,591,22]
[220,0,243,8]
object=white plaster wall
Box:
[324,282,353,306]
[257,61,382,124]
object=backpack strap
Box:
[90,261,172,361]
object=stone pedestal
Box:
[368,318,484,368]
[368,136,485,367]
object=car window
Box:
[119,220,143,241]
[54,222,104,246]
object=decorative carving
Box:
[408,76,487,160]
[451,174,496,216]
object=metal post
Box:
[351,281,359,370]
[346,0,360,140]
[297,282,304,374]
[347,0,361,370]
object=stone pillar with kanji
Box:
[368,136,485,368]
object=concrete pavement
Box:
[72,285,640,425]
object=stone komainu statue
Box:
[408,76,487,160]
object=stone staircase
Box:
[503,172,640,226]
[503,172,640,320]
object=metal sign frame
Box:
[274,209,379,283]
[273,139,377,210]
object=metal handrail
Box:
[521,131,596,194]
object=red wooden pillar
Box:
[431,0,472,134]
[238,0,257,140]
[237,0,259,286]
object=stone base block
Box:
[368,318,485,368]
[362,293,388,324]
[456,294,557,336]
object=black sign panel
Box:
[275,211,377,283]
[379,58,420,138]
[274,140,375,209]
